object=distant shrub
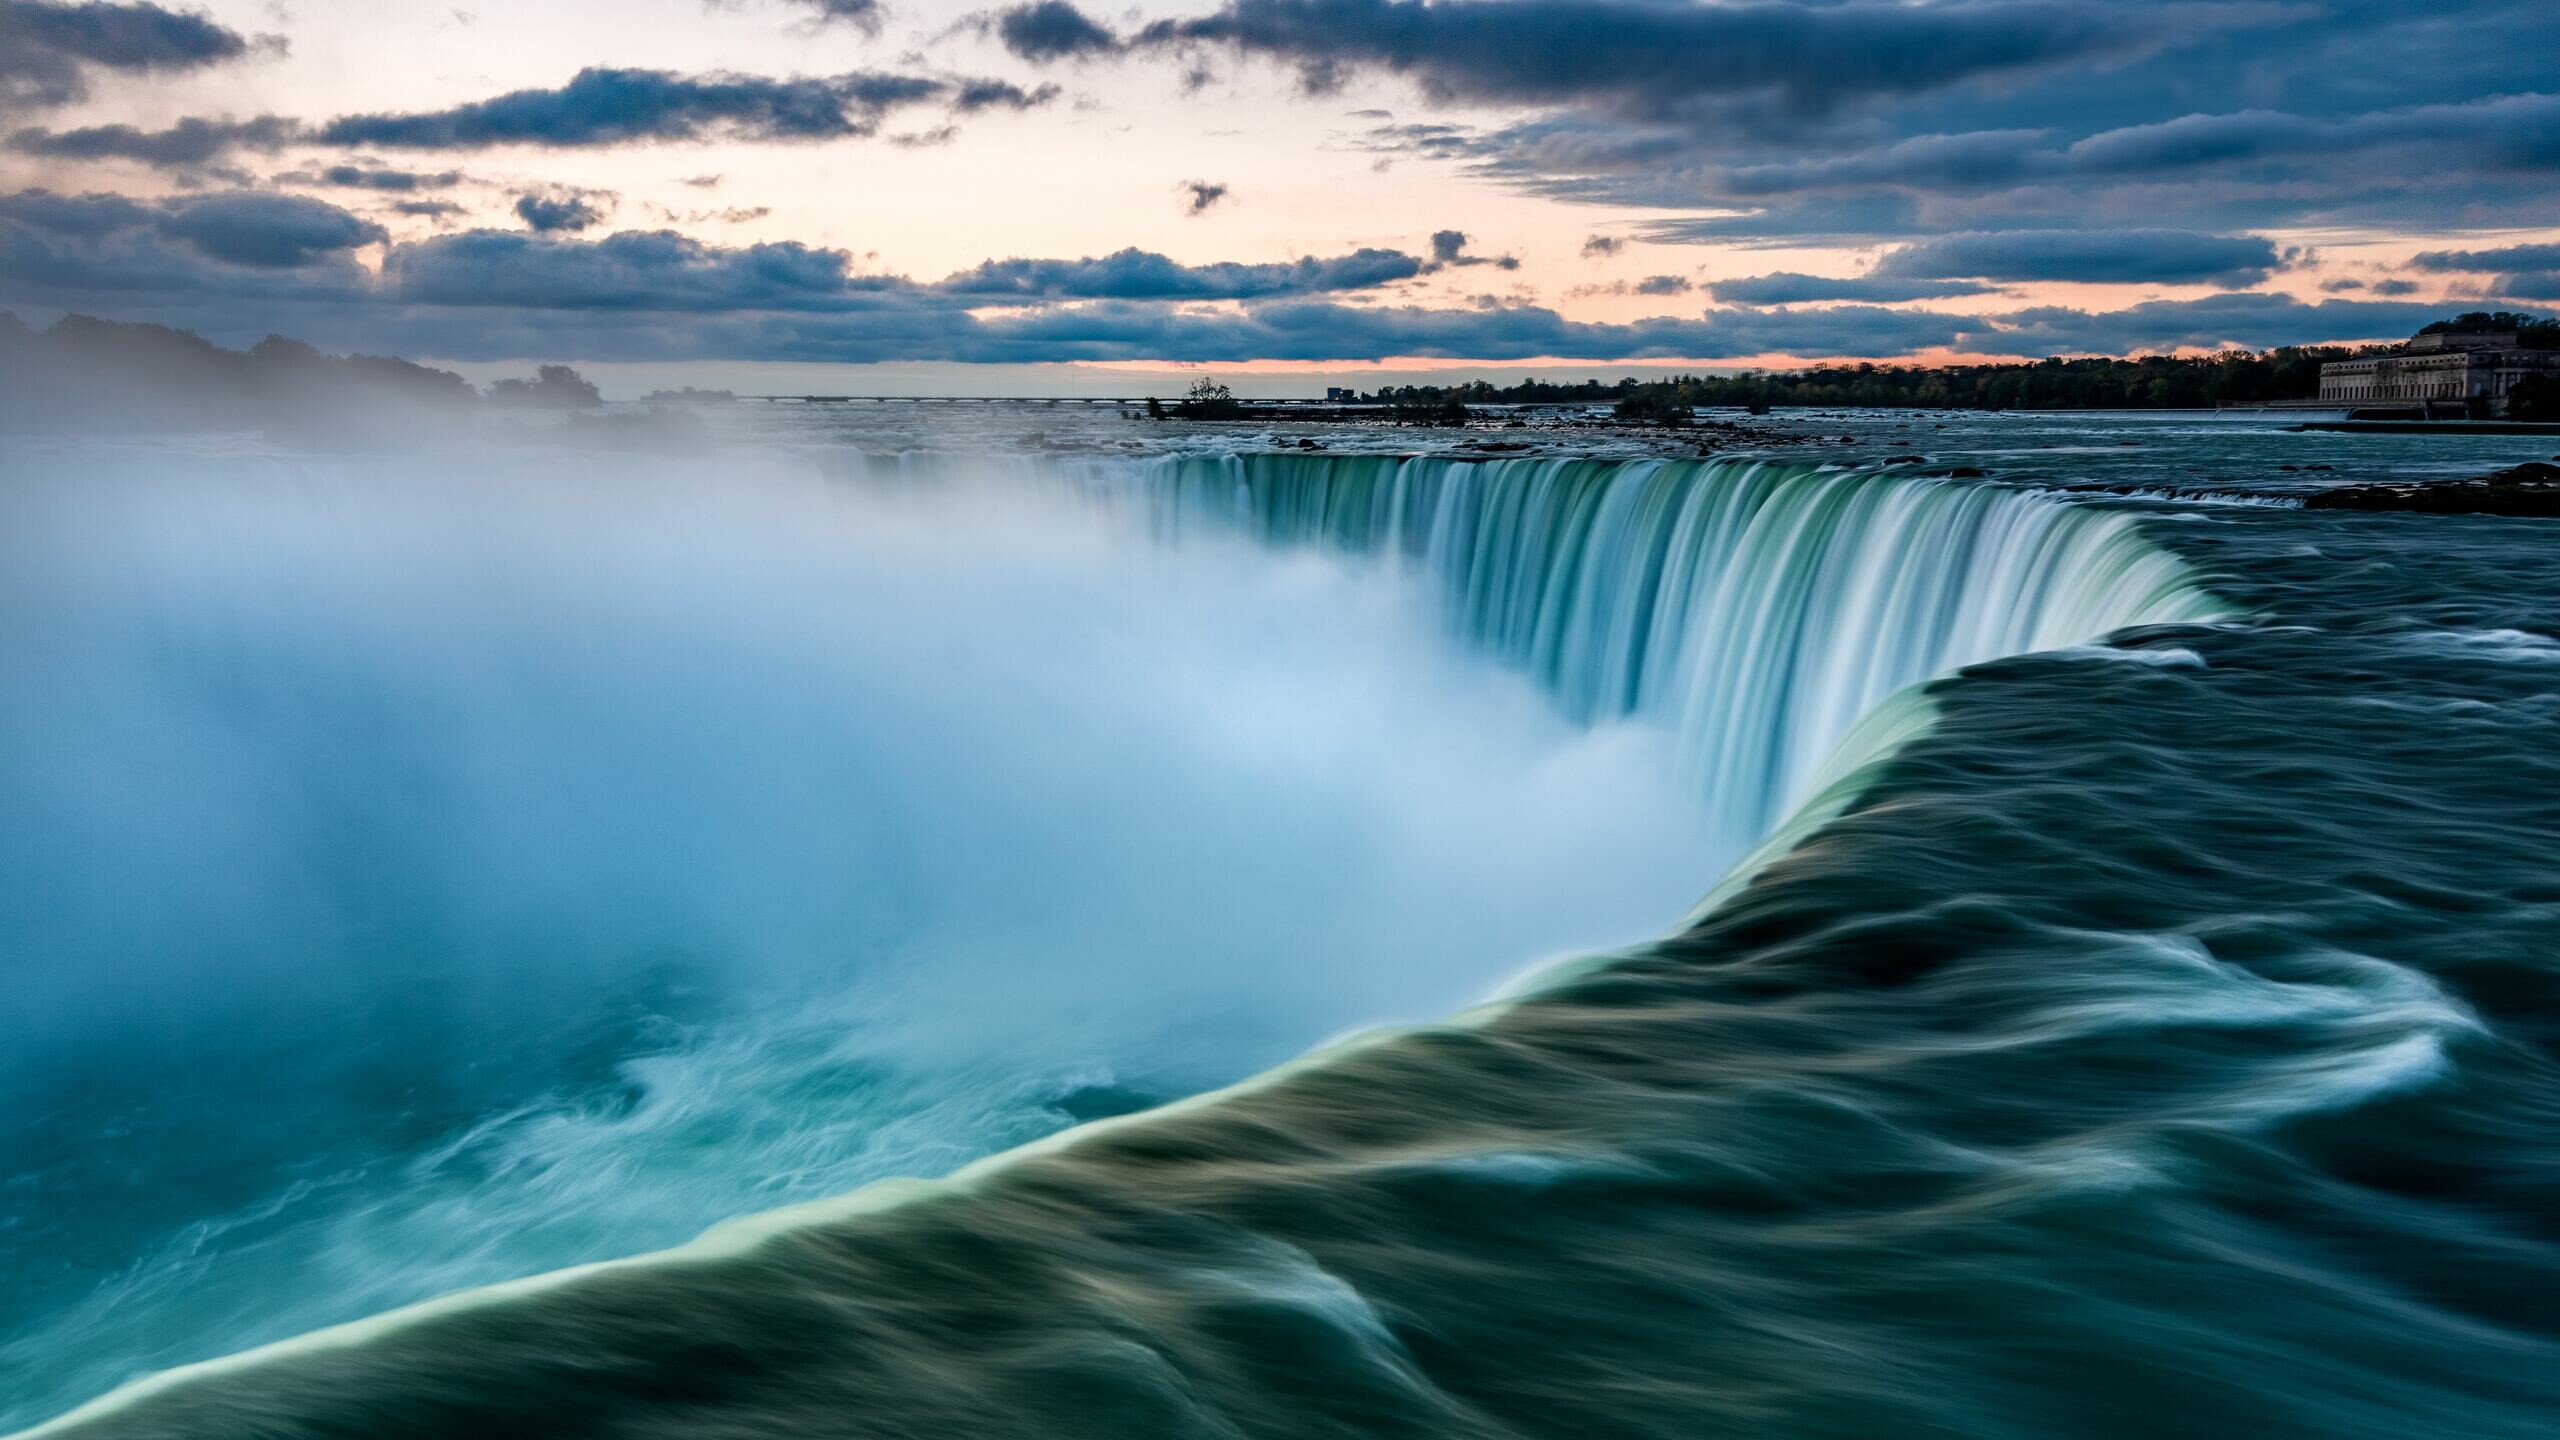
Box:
[1170,377,1246,420]
[1614,385,1694,426]
[488,364,603,409]
[1390,391,1471,427]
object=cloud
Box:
[1579,234,1622,258]
[1707,272,1997,304]
[0,0,273,111]
[1423,229,1516,272]
[3,189,2491,369]
[2408,243,2560,303]
[514,190,610,233]
[2059,93,2560,180]
[1955,293,2448,355]
[287,162,465,192]
[314,66,999,148]
[3,193,1982,363]
[1325,3,2557,256]
[1568,273,1694,299]
[1181,179,1228,214]
[374,228,884,311]
[1,190,384,289]
[1134,0,2282,117]
[5,114,299,168]
[656,203,773,224]
[154,191,387,267]
[951,77,1060,112]
[786,0,884,31]
[1875,229,2280,286]
[390,199,467,220]
[938,245,1422,300]
[2410,241,2560,273]
[992,1,1120,62]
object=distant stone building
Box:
[2319,331,2560,413]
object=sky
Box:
[2,0,2556,393]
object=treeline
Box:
[1356,378,1644,405]
[1362,312,2560,418]
[0,312,610,434]
[2422,311,2560,347]
[1622,349,2363,413]
[1358,349,2367,416]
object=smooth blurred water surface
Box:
[0,438,1724,1423]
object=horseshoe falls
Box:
[8,413,2560,1440]
[1052,451,2222,847]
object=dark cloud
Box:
[1955,293,2449,356]
[1181,179,1229,214]
[238,296,1975,367]
[1875,229,2280,287]
[1423,229,1516,272]
[1567,273,1695,299]
[1,189,383,293]
[938,245,1422,300]
[290,163,465,192]
[1629,93,2560,213]
[5,114,299,168]
[2318,275,2420,298]
[156,191,387,267]
[390,199,467,220]
[1135,0,2278,117]
[992,1,1120,62]
[3,188,2481,368]
[1326,2,2556,261]
[380,230,1422,309]
[3,194,1975,363]
[0,0,272,111]
[0,189,383,314]
[315,66,989,149]
[1708,272,1997,304]
[375,228,883,311]
[2410,242,2560,273]
[951,77,1061,112]
[1579,234,1622,258]
[514,190,610,233]
[0,186,154,236]
[787,0,884,31]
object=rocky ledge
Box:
[2304,461,2560,516]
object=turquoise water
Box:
[5,410,2557,1437]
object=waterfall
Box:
[5,447,2236,1440]
[861,451,2227,852]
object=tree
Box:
[487,363,603,409]
[1170,376,1245,420]
[1389,389,1471,426]
[2422,311,2560,348]
[1614,385,1693,426]
[2505,373,2560,422]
